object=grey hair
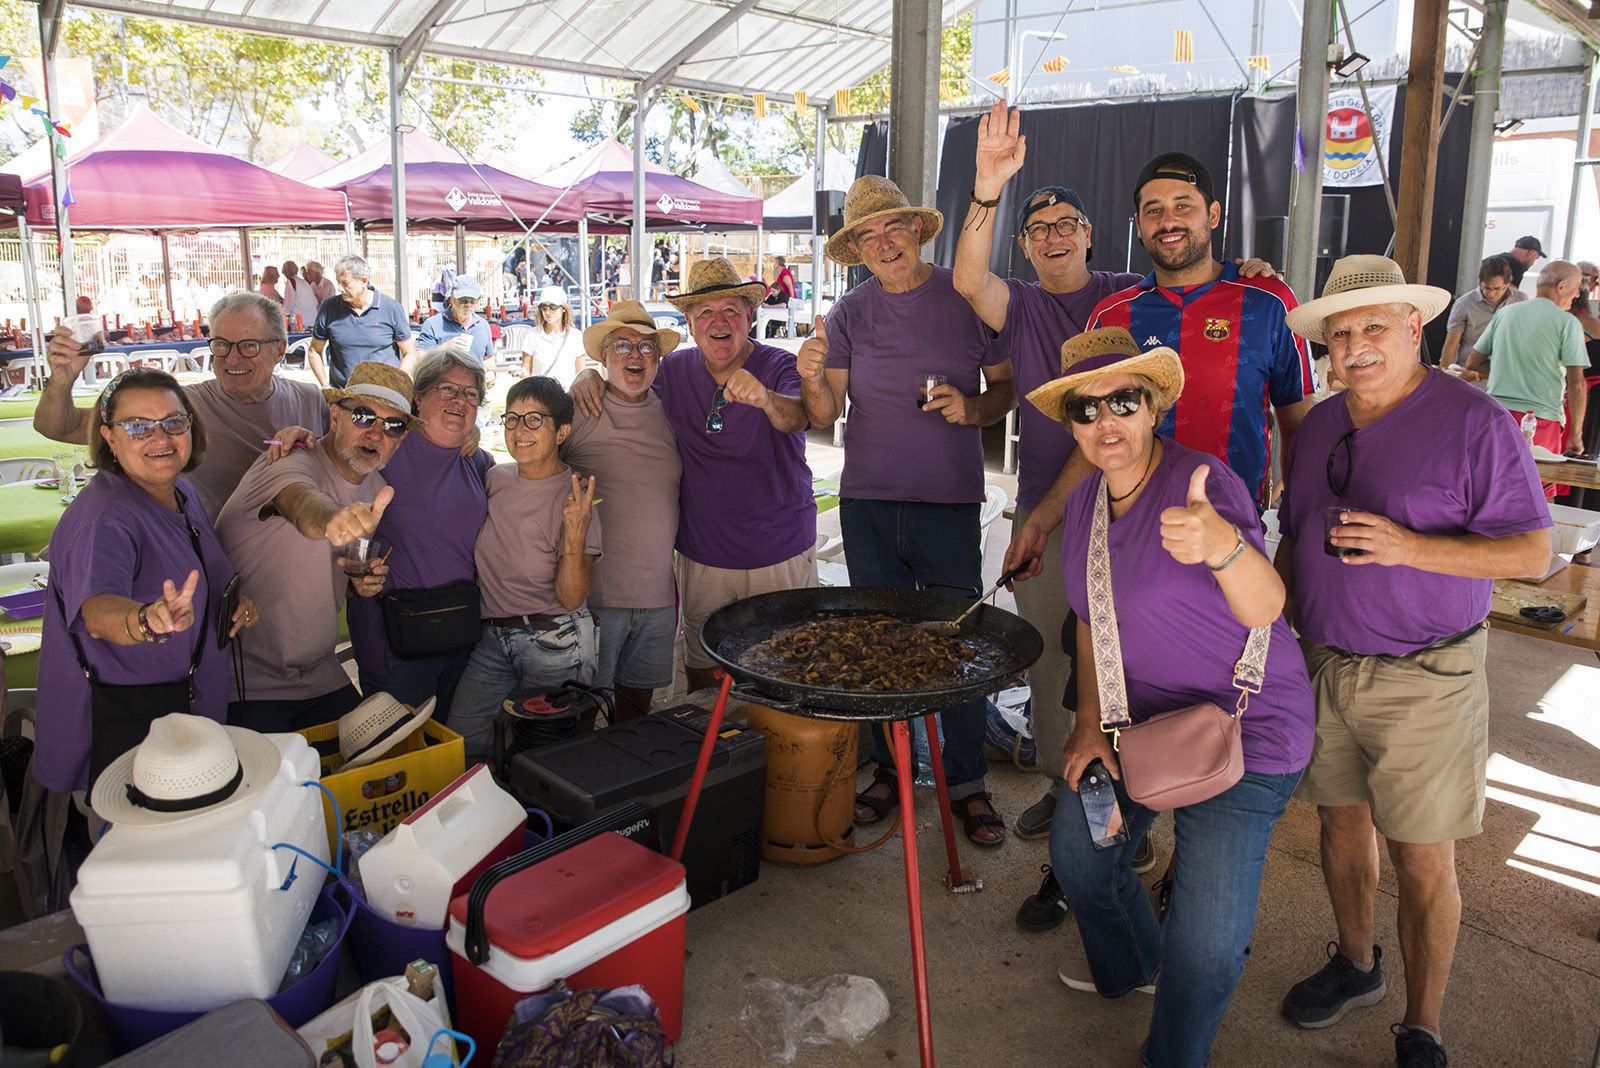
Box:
[411,347,486,400]
[1535,259,1579,292]
[334,254,371,281]
[209,291,287,342]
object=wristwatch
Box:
[1207,526,1247,572]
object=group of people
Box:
[256,259,336,327]
[28,98,1571,1068]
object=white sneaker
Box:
[1057,943,1156,995]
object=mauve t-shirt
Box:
[475,464,603,618]
[347,434,491,677]
[826,265,1007,503]
[185,377,329,521]
[1280,369,1551,656]
[1062,441,1314,775]
[655,343,814,569]
[35,472,234,793]
[1002,273,1141,511]
[561,391,680,609]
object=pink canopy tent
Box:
[272,143,339,183]
[535,138,763,230]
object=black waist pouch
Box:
[380,581,482,659]
[88,677,194,789]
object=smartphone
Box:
[1081,759,1128,851]
[217,574,241,649]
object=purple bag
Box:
[491,985,670,1068]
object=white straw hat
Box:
[91,714,283,826]
[338,694,437,769]
[1285,255,1451,344]
[1025,327,1186,427]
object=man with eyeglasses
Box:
[307,254,417,389]
[33,291,328,520]
[215,362,419,732]
[1439,256,1526,375]
[1274,256,1551,1068]
[416,275,495,366]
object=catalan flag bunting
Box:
[987,67,1010,86]
[835,89,850,113]
[752,93,766,118]
[1174,28,1194,63]
[1040,55,1068,73]
[793,91,807,112]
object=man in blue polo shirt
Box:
[307,254,416,388]
[416,275,494,364]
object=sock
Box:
[1347,954,1373,973]
[1403,1025,1443,1045]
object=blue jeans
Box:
[1049,769,1302,1068]
[448,610,598,763]
[840,498,987,793]
[591,604,676,690]
[358,650,472,727]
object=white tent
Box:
[763,151,857,231]
[688,150,756,198]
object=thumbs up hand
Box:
[1159,465,1238,567]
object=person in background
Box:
[416,276,494,366]
[1568,261,1600,514]
[282,260,321,330]
[305,261,336,304]
[763,255,798,337]
[258,265,284,305]
[429,266,457,317]
[1440,256,1526,374]
[523,285,583,385]
[1497,235,1544,288]
[449,377,601,763]
[307,254,417,388]
[74,294,94,316]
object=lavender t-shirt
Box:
[826,265,1007,503]
[36,472,234,794]
[655,343,814,570]
[1280,369,1551,656]
[185,377,329,521]
[475,464,603,618]
[347,434,491,677]
[1003,273,1141,511]
[1062,441,1314,775]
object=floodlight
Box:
[1333,50,1370,78]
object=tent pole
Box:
[39,1,75,315]
[1286,0,1332,302]
[17,215,47,382]
[239,227,253,295]
[633,84,650,302]
[578,216,591,327]
[1564,50,1598,258]
[345,198,357,256]
[454,222,467,276]
[159,232,175,320]
[388,47,410,311]
[811,103,825,329]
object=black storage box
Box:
[509,704,765,908]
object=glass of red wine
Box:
[1324,506,1367,558]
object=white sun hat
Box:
[91,714,283,826]
[337,694,438,769]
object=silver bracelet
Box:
[1207,525,1247,572]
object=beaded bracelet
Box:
[136,603,172,644]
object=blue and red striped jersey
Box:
[1088,261,1314,505]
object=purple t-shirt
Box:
[347,434,491,677]
[1280,369,1551,655]
[36,472,234,793]
[1062,441,1313,775]
[826,265,1007,503]
[1003,273,1141,511]
[654,343,815,569]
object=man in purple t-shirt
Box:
[798,175,1016,847]
[1275,257,1551,1068]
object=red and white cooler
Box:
[444,832,690,1052]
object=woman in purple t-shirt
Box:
[1024,328,1313,1068]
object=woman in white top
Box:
[522,285,583,387]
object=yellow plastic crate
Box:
[296,718,466,855]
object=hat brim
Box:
[322,385,426,430]
[91,726,284,827]
[340,697,437,770]
[825,207,944,267]
[1025,348,1187,428]
[664,280,768,314]
[581,319,682,363]
[1285,284,1452,344]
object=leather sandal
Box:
[951,791,1007,848]
[853,766,900,825]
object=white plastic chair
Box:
[131,349,182,373]
[817,561,851,588]
[815,532,844,561]
[978,484,1009,555]
[282,337,311,369]
[90,353,131,380]
[0,457,53,485]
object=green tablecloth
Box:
[1,583,43,691]
[0,480,70,555]
[0,424,87,463]
[814,477,839,514]
[0,392,92,421]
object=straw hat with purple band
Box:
[1025,327,1186,428]
[581,300,682,363]
[1284,254,1451,345]
[825,175,943,267]
[321,361,426,430]
[92,714,283,826]
[665,257,768,314]
[338,694,437,769]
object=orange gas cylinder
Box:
[745,703,857,866]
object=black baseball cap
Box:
[1017,186,1092,261]
[1513,235,1545,257]
[1134,152,1216,207]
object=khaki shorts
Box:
[1296,628,1489,844]
[676,548,818,669]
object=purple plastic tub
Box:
[63,880,352,1055]
[0,587,45,620]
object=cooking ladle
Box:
[916,562,1031,636]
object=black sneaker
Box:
[1131,835,1156,874]
[1015,864,1070,933]
[1393,1024,1448,1067]
[1281,943,1386,1028]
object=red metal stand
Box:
[921,713,965,888]
[889,720,937,1068]
[669,672,733,863]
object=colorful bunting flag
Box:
[1247,55,1271,71]
[18,93,36,109]
[1040,55,1068,73]
[834,89,850,114]
[1107,65,1141,74]
[0,56,10,69]
[752,93,766,118]
[0,82,13,101]
[986,67,1010,86]
[681,93,701,114]
[793,91,806,112]
[1174,29,1194,64]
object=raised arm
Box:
[271,481,394,544]
[796,315,846,427]
[953,100,1025,332]
[33,332,93,444]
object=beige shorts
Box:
[676,548,818,669]
[1296,628,1489,844]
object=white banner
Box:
[1321,85,1395,189]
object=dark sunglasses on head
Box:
[338,401,408,438]
[1326,427,1356,498]
[1064,387,1145,425]
[705,384,729,433]
[113,413,193,439]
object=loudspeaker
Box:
[815,190,845,233]
[1319,194,1351,259]
[1255,216,1288,267]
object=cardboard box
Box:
[296,719,465,855]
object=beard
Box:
[1144,225,1214,273]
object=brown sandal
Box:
[951,791,1006,848]
[853,766,900,825]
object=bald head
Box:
[1536,260,1579,291]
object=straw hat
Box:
[322,362,426,430]
[665,257,768,313]
[1285,255,1451,345]
[91,714,283,826]
[581,300,682,362]
[1025,327,1186,428]
[338,694,438,769]
[825,175,943,267]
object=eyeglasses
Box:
[208,337,282,358]
[1023,216,1086,242]
[501,410,550,431]
[605,338,658,358]
[705,384,729,433]
[1326,427,1356,498]
[1063,387,1145,425]
[338,402,409,438]
[428,383,483,406]
[112,413,193,439]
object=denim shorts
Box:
[592,604,676,690]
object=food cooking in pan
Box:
[738,614,1001,691]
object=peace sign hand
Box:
[144,569,200,637]
[562,473,596,548]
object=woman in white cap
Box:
[522,285,582,387]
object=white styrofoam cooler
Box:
[69,732,328,1012]
[1549,503,1600,556]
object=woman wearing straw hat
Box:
[1027,327,1311,1067]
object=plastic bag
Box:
[344,829,384,896]
[278,914,339,990]
[298,976,454,1068]
[738,974,890,1064]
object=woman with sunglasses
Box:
[522,285,582,386]
[448,376,601,762]
[36,368,259,803]
[1025,328,1312,1068]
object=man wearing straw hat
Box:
[798,175,1016,848]
[1274,256,1550,1067]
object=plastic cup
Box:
[339,537,374,576]
[918,373,948,410]
[1323,506,1367,558]
[66,313,106,355]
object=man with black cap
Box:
[1498,235,1544,288]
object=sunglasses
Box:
[338,402,408,438]
[112,413,193,439]
[501,410,550,431]
[1064,387,1145,425]
[705,384,729,433]
[1326,427,1356,498]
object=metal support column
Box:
[38,0,74,313]
[633,85,651,301]
[812,104,826,326]
[1393,0,1450,286]
[1565,50,1599,258]
[454,222,467,276]
[1458,0,1507,293]
[388,47,410,308]
[239,227,253,293]
[887,0,940,209]
[578,216,592,327]
[159,233,175,319]
[1286,0,1333,301]
[17,217,47,384]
